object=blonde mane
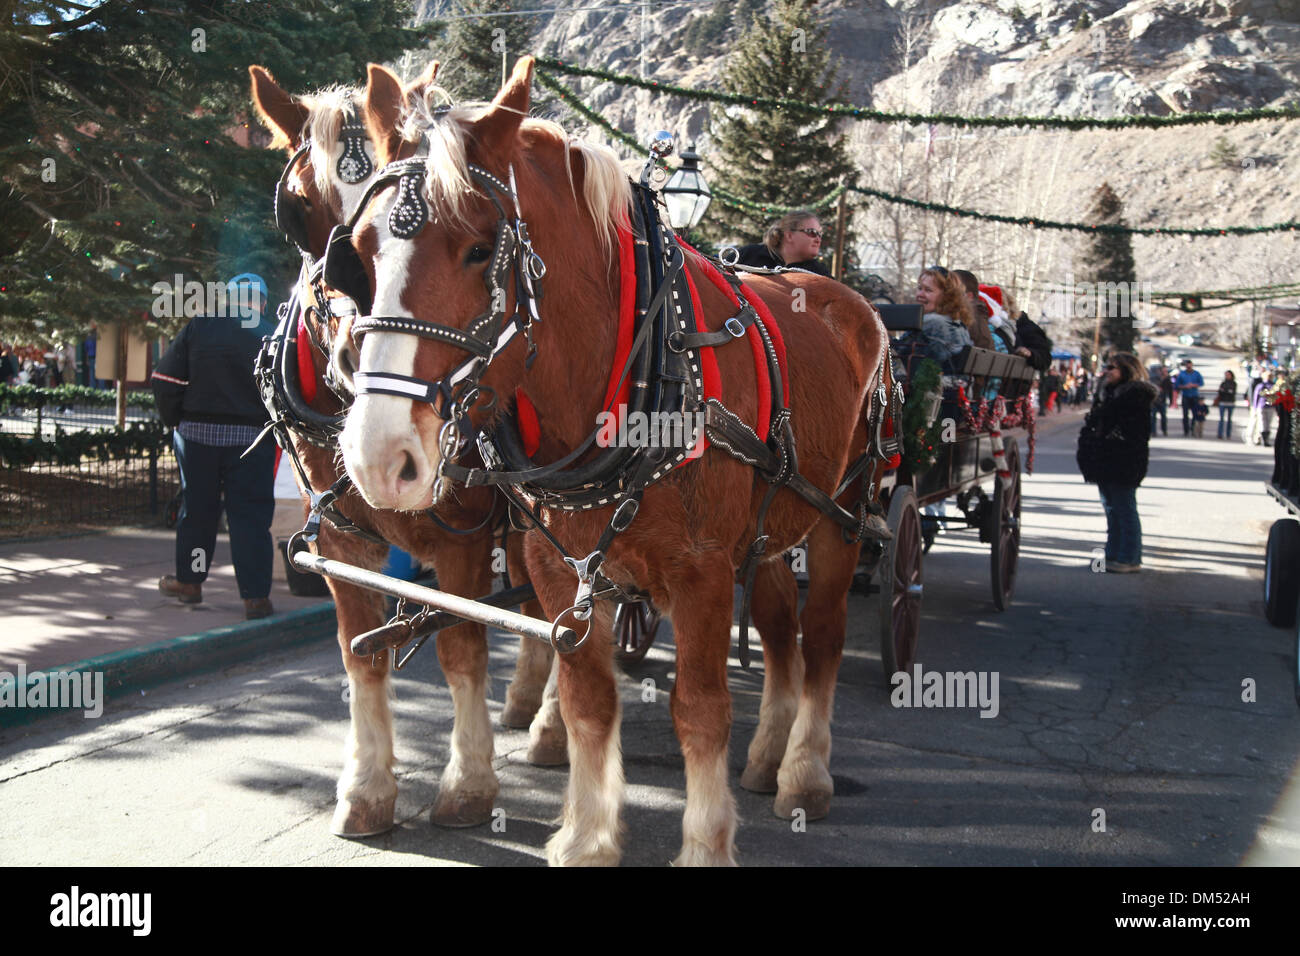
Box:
[397,97,631,248]
[297,85,363,204]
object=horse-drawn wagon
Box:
[252,56,907,864]
[1258,377,1300,705]
[849,306,1036,684]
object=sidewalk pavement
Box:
[0,525,337,715]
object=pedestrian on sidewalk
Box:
[1076,352,1157,573]
[1174,358,1204,436]
[1214,371,1237,439]
[1149,365,1171,436]
[151,274,277,620]
[1245,370,1274,446]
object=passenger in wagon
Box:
[912,266,977,369]
[733,209,832,276]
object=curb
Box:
[0,603,337,729]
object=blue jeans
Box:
[1150,403,1167,435]
[1217,404,1233,438]
[173,431,276,599]
[1098,483,1141,566]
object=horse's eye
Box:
[465,244,493,265]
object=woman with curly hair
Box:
[915,266,993,363]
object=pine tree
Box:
[1079,182,1138,355]
[702,0,856,258]
[0,0,425,346]
[432,0,539,104]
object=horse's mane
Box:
[399,98,631,252]
[297,85,363,203]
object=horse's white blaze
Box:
[337,674,397,809]
[546,706,624,866]
[338,209,444,510]
[677,750,738,866]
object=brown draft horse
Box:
[335,58,888,865]
[247,65,566,838]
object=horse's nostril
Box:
[339,346,355,377]
[398,451,418,483]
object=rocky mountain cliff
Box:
[423,1,1300,348]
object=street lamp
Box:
[662,144,711,232]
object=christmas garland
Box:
[844,186,1299,237]
[539,70,1300,237]
[0,420,170,468]
[535,59,1300,131]
[900,359,945,473]
[0,384,156,412]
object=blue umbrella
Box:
[1051,349,1079,360]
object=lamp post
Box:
[662,144,711,240]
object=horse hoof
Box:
[431,791,496,828]
[331,796,396,838]
[739,762,779,794]
[527,733,569,767]
[773,789,831,822]
[500,698,541,729]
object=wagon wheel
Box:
[879,486,923,686]
[613,598,662,664]
[990,440,1022,611]
[1264,518,1300,627]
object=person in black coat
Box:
[1012,312,1053,373]
[151,276,278,619]
[1076,352,1157,573]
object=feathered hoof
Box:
[739,761,780,794]
[500,697,541,729]
[773,788,831,822]
[527,730,569,767]
[671,843,738,867]
[331,795,396,838]
[545,830,621,867]
[430,790,496,828]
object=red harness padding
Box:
[296,315,318,405]
[678,242,790,443]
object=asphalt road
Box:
[2,408,1297,867]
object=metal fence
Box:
[0,393,178,539]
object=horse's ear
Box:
[364,63,406,167]
[249,65,309,150]
[403,59,440,108]
[470,55,534,156]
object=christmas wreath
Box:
[900,358,945,473]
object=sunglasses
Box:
[795,228,823,239]
[926,265,950,277]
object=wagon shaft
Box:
[290,552,574,650]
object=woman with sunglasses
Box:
[1075,352,1158,573]
[734,210,831,276]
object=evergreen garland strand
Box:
[900,359,945,473]
[538,69,1300,238]
[535,58,1300,131]
[0,384,156,412]
[0,420,170,468]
